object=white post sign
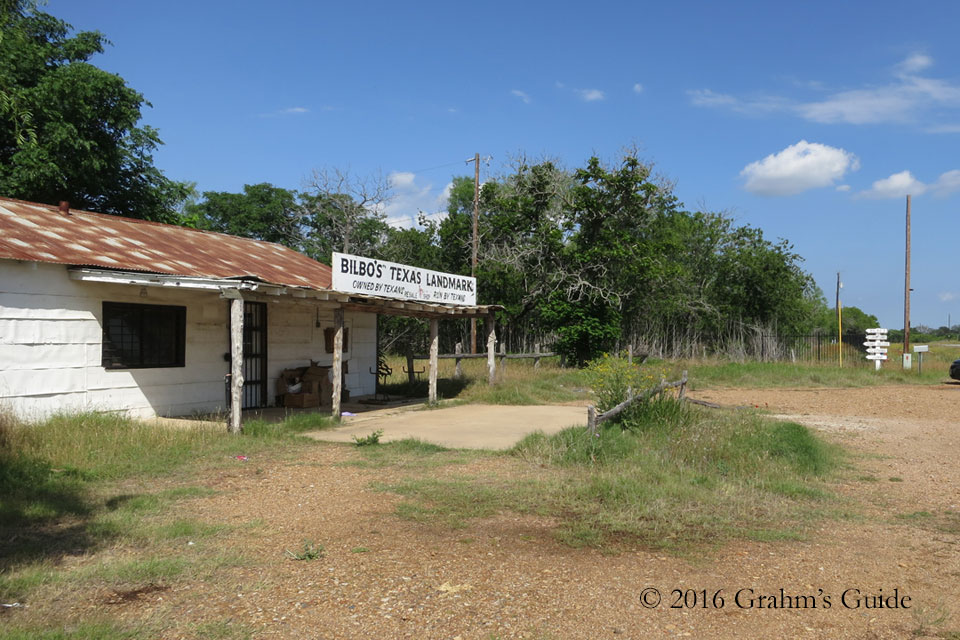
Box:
[331,252,477,306]
[863,327,889,371]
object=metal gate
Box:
[242,301,267,408]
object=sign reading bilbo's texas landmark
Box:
[332,252,477,306]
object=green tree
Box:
[0,4,187,221]
[711,226,820,334]
[814,305,880,336]
[187,183,301,246]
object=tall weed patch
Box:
[508,405,842,549]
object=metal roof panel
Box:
[0,198,332,290]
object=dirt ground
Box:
[16,384,960,639]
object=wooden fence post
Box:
[428,318,439,404]
[679,370,688,400]
[587,405,596,436]
[499,342,506,375]
[534,342,541,369]
[454,342,463,379]
[406,350,415,386]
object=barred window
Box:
[102,302,186,369]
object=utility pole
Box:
[903,194,911,367]
[836,272,842,367]
[470,152,480,354]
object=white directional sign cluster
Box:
[864,327,889,369]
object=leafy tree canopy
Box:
[0,2,188,221]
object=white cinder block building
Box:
[0,198,384,421]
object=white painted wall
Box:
[0,260,377,420]
[264,301,377,401]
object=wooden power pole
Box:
[836,272,842,367]
[903,194,911,367]
[470,152,479,354]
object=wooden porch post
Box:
[428,318,439,404]
[229,297,244,434]
[331,307,344,419]
[486,312,496,385]
[454,342,463,379]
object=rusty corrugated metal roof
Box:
[0,197,332,290]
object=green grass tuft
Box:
[383,402,843,551]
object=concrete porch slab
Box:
[304,404,587,450]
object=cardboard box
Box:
[284,392,319,408]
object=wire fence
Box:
[751,332,870,366]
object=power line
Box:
[404,155,492,177]
[406,158,474,176]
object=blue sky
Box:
[47,0,960,329]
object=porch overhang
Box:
[69,267,501,429]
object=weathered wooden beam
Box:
[596,376,689,425]
[228,298,244,434]
[454,342,463,379]
[486,312,496,385]
[339,302,496,320]
[410,352,556,360]
[685,397,722,409]
[331,307,344,419]
[428,318,439,404]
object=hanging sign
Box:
[331,252,477,306]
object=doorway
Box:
[241,301,267,408]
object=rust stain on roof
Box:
[0,197,332,290]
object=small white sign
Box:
[863,340,891,347]
[865,328,889,334]
[913,344,929,353]
[866,347,888,354]
[866,354,888,360]
[331,252,477,306]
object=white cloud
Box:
[740,141,859,196]
[687,89,788,114]
[895,53,933,76]
[857,169,960,199]
[798,89,917,124]
[932,169,960,196]
[633,83,644,94]
[836,184,851,192]
[388,171,416,189]
[691,52,960,128]
[511,89,531,104]
[858,170,927,199]
[939,292,957,302]
[578,89,605,102]
[688,88,738,107]
[383,173,452,229]
[258,106,310,118]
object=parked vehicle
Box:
[950,359,960,381]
